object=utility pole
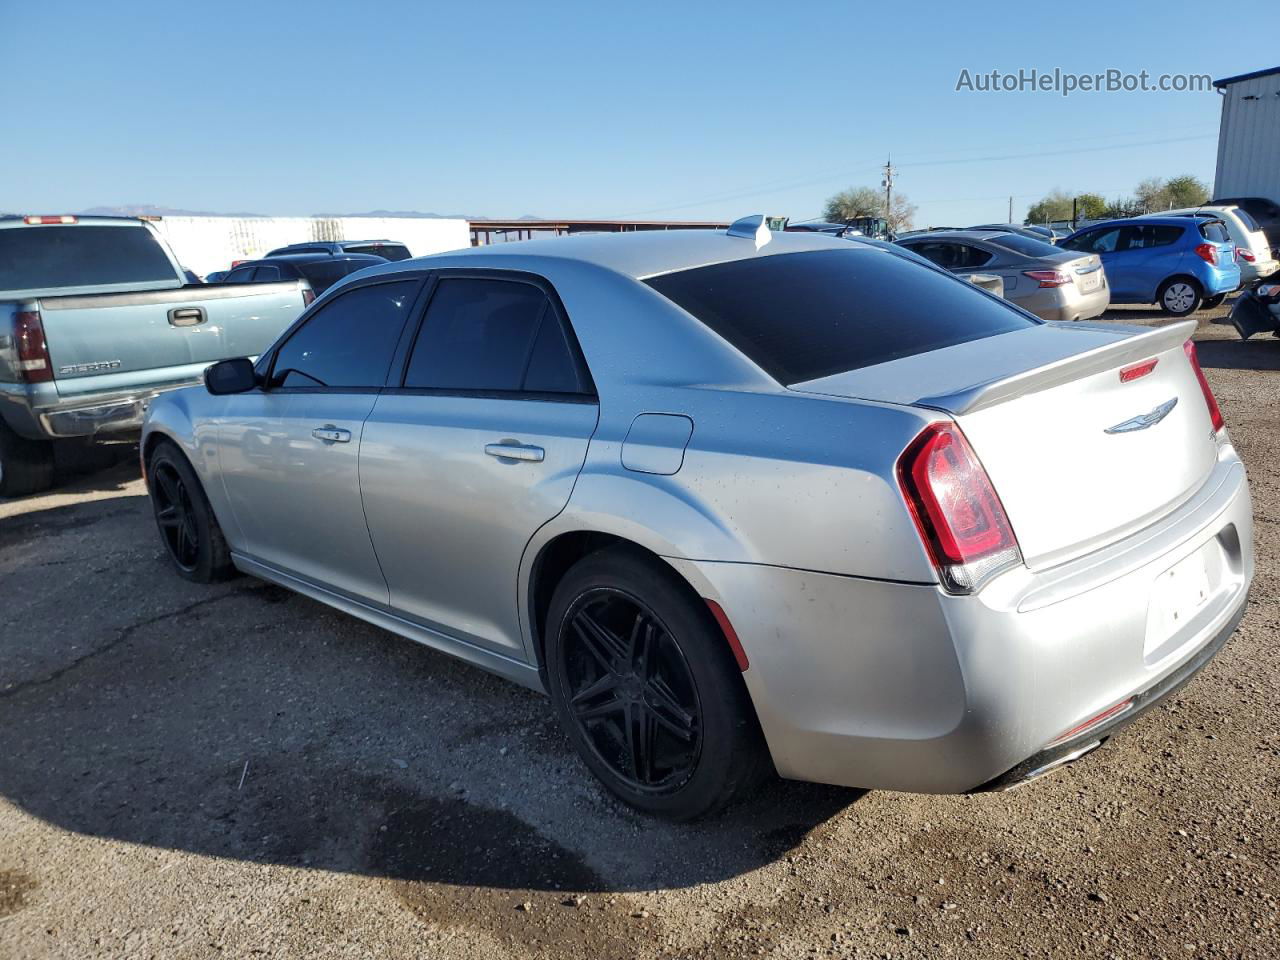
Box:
[1008,195,1013,223]
[881,157,895,236]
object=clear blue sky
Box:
[2,0,1270,226]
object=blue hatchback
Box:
[1060,216,1240,316]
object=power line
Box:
[622,132,1217,218]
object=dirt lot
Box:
[1,304,1277,960]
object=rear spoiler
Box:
[917,319,1196,415]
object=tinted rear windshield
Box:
[644,248,1036,385]
[345,243,411,261]
[985,233,1062,258]
[297,259,381,292]
[0,224,177,291]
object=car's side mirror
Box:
[205,357,258,395]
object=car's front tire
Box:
[545,546,768,820]
[147,440,235,583]
[1203,293,1227,309]
[1158,277,1204,316]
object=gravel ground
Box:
[1,301,1277,959]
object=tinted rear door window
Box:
[269,280,419,389]
[645,248,1036,385]
[0,225,177,291]
[404,277,588,394]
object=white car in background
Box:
[1150,206,1278,286]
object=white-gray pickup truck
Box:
[0,215,311,496]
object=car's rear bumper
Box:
[0,376,204,440]
[1241,259,1279,285]
[667,446,1253,793]
[1030,282,1110,322]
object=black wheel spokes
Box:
[564,596,702,792]
[153,464,198,569]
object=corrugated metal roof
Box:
[1213,66,1280,88]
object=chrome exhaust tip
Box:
[999,740,1103,792]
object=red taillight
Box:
[1194,242,1218,266]
[1236,247,1256,263]
[1022,269,1072,288]
[13,310,53,383]
[1119,357,1159,382]
[23,215,76,225]
[301,289,316,307]
[705,599,749,672]
[897,422,1022,593]
[1183,340,1224,434]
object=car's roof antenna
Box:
[726,214,771,249]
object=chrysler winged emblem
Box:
[1104,397,1178,434]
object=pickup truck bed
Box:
[0,216,311,496]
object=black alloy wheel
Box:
[151,458,200,571]
[559,589,703,793]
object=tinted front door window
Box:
[269,280,418,389]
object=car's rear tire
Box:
[1158,277,1204,316]
[0,419,55,498]
[1203,293,1227,309]
[545,546,769,820]
[147,440,235,583]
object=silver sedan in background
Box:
[142,219,1252,820]
[897,229,1110,321]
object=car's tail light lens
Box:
[13,310,53,383]
[1023,269,1072,288]
[1194,242,1218,266]
[1184,340,1224,434]
[897,422,1022,593]
[1237,247,1256,263]
[301,289,316,307]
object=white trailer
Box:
[147,216,471,278]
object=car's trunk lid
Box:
[791,320,1220,570]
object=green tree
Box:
[1024,190,1074,224]
[1163,175,1210,209]
[823,186,885,222]
[1102,196,1145,218]
[1075,193,1108,219]
[1134,177,1168,213]
[822,186,916,234]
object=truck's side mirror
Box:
[205,357,258,395]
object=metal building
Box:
[1213,66,1280,200]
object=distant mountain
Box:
[76,204,545,221]
[314,209,476,219]
[80,204,266,217]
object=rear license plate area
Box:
[1144,542,1219,658]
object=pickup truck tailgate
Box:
[39,282,306,398]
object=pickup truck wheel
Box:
[147,441,235,582]
[0,420,55,498]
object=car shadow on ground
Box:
[0,493,862,904]
[1194,336,1280,371]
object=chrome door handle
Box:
[312,425,351,443]
[484,442,544,462]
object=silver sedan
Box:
[897,229,1110,322]
[142,219,1253,820]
